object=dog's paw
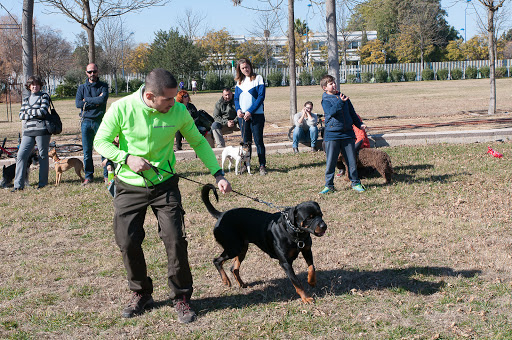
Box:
[301,296,315,304]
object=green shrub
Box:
[421,68,435,81]
[451,68,463,80]
[115,78,127,93]
[299,71,312,86]
[495,66,508,78]
[221,74,235,89]
[129,78,144,92]
[436,69,449,80]
[63,69,84,86]
[480,66,490,78]
[204,73,221,90]
[347,74,357,83]
[465,66,478,79]
[374,68,388,83]
[389,69,403,82]
[312,68,327,85]
[404,71,417,82]
[361,72,373,83]
[267,71,283,87]
[55,83,78,97]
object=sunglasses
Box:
[86,70,98,74]
[183,94,189,98]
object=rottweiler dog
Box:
[201,184,327,303]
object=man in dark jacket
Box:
[211,88,239,148]
[76,63,109,185]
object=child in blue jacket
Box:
[319,74,366,194]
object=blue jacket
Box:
[75,80,109,121]
[321,92,362,141]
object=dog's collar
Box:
[281,210,308,249]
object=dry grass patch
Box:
[1,141,512,338]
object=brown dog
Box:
[337,147,393,184]
[48,148,85,185]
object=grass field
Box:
[1,139,512,338]
[1,78,512,144]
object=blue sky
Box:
[1,0,487,45]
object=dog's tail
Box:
[201,184,222,219]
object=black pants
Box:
[113,176,193,299]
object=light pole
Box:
[305,3,312,68]
[464,0,471,42]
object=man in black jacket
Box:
[76,63,109,185]
[211,88,239,148]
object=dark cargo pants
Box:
[113,175,193,299]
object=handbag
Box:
[45,97,63,135]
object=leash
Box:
[142,161,310,248]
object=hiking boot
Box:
[293,147,299,154]
[122,292,154,318]
[259,165,268,176]
[174,296,197,323]
[319,186,335,194]
[352,184,365,192]
[311,147,317,152]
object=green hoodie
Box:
[94,86,221,186]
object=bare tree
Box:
[247,11,280,76]
[97,18,123,94]
[22,0,34,95]
[474,0,508,114]
[41,0,168,63]
[36,26,73,92]
[326,0,340,85]
[337,0,358,81]
[177,8,208,40]
[0,16,22,80]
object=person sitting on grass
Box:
[292,101,319,153]
[319,74,366,194]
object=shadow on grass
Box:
[150,265,480,314]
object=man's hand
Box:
[126,155,151,173]
[244,112,252,121]
[227,120,235,128]
[237,109,244,118]
[215,176,232,194]
[360,124,367,131]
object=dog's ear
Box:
[240,142,244,146]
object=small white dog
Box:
[221,143,251,175]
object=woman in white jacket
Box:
[233,58,267,175]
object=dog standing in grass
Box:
[201,184,327,303]
[48,148,84,185]
[1,152,38,188]
[221,143,251,175]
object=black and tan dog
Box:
[201,184,327,303]
[1,152,38,188]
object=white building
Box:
[231,31,378,66]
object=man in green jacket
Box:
[94,68,231,323]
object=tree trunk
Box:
[85,25,96,64]
[22,0,34,96]
[82,0,96,63]
[288,0,297,124]
[326,0,340,85]
[487,8,496,114]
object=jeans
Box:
[81,119,106,180]
[238,114,266,167]
[211,121,239,148]
[324,139,360,189]
[14,134,50,189]
[292,126,318,149]
[113,176,193,299]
